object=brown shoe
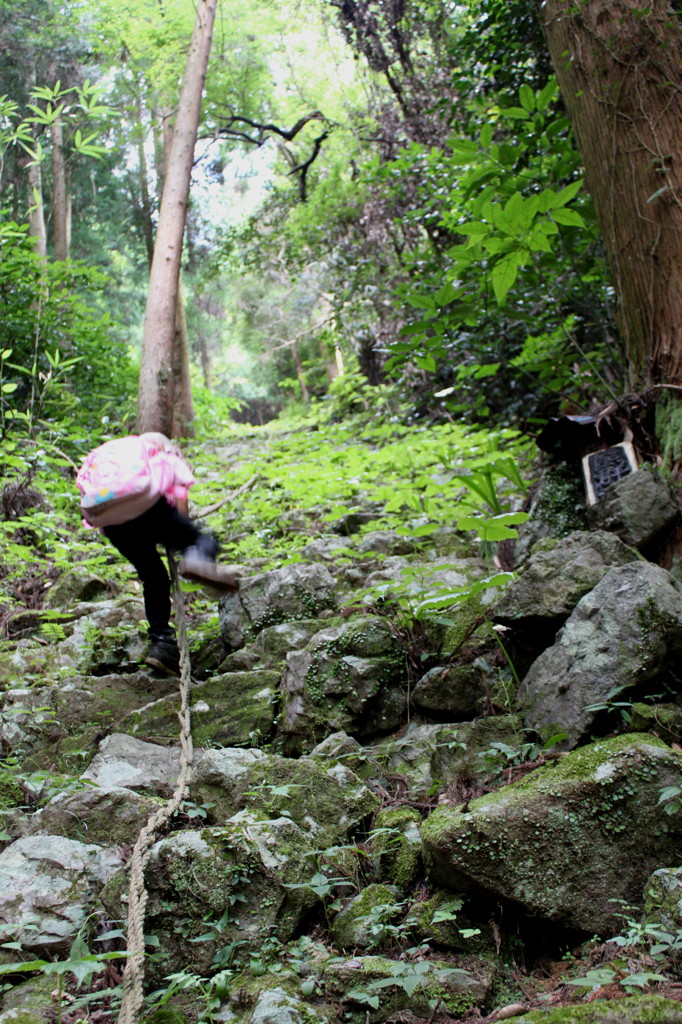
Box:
[179,549,241,592]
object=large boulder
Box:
[0,835,123,953]
[421,734,682,934]
[279,617,407,754]
[493,530,638,630]
[0,671,177,762]
[412,663,487,718]
[191,746,378,846]
[590,464,680,551]
[219,565,337,650]
[519,561,682,747]
[43,568,117,608]
[220,619,341,672]
[322,953,493,1022]
[122,669,280,748]
[81,733,183,797]
[366,716,524,800]
[22,785,158,846]
[102,818,325,981]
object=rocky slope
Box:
[1,447,682,1024]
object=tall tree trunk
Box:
[537,0,682,388]
[290,341,310,403]
[171,276,195,437]
[137,0,217,436]
[23,153,47,260]
[50,114,70,260]
[134,92,155,268]
[196,327,212,390]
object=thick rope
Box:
[116,552,194,1024]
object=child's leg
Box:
[103,515,172,637]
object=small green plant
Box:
[564,962,665,994]
[584,685,633,726]
[150,966,233,1023]
[0,931,129,1024]
[658,785,682,815]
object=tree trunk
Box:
[196,327,212,390]
[136,0,217,435]
[537,0,682,388]
[171,276,195,437]
[50,114,70,261]
[23,153,47,260]
[291,341,310,403]
[134,92,155,268]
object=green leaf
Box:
[519,84,536,112]
[552,207,585,227]
[554,179,584,206]
[479,122,493,147]
[491,252,524,304]
[537,78,558,111]
[446,138,480,163]
[499,106,531,120]
[619,972,666,990]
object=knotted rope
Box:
[116,552,193,1024]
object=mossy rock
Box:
[369,806,421,888]
[590,464,680,552]
[366,715,524,801]
[23,786,160,846]
[643,866,682,931]
[519,561,682,748]
[330,883,402,950]
[514,994,682,1023]
[514,462,588,566]
[0,974,55,1021]
[0,671,178,766]
[422,734,682,934]
[219,564,337,650]
[0,1010,48,1024]
[142,1010,189,1024]
[493,530,639,630]
[114,819,325,985]
[628,703,682,746]
[279,617,408,754]
[43,569,115,608]
[220,617,345,673]
[323,953,492,1022]
[191,746,378,846]
[123,670,280,748]
[404,891,496,955]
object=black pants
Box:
[104,498,216,637]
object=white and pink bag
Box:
[76,436,168,527]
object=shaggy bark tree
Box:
[537,0,682,390]
[136,0,217,436]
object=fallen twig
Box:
[192,473,262,520]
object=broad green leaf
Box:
[519,84,536,112]
[552,207,585,227]
[537,78,559,111]
[554,179,584,206]
[491,252,523,304]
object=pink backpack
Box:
[76,436,165,527]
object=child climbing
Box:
[76,432,239,676]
